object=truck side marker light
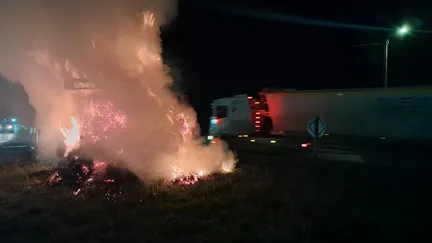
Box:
[301,142,311,148]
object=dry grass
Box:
[0,153,431,243]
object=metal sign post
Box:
[307,116,327,160]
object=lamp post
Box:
[384,38,389,88]
[354,24,411,88]
[384,24,411,88]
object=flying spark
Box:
[82,101,127,144]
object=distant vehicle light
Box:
[243,135,248,137]
[207,135,214,140]
[10,118,17,123]
[210,118,219,125]
[250,139,256,142]
[270,140,276,144]
[247,96,252,99]
[6,125,13,130]
[238,135,243,137]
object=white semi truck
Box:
[208,86,432,163]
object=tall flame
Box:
[59,116,80,157]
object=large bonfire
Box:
[5,3,236,194]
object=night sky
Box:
[162,0,432,131]
[1,0,432,131]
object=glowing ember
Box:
[81,164,91,175]
[82,101,127,144]
[170,165,208,185]
[172,172,204,186]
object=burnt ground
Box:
[0,150,431,243]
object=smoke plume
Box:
[0,0,236,180]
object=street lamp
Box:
[384,24,411,88]
[396,25,410,36]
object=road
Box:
[224,135,365,163]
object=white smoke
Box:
[0,0,236,180]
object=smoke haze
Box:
[0,0,236,180]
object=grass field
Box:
[0,151,431,243]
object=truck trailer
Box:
[209,86,432,164]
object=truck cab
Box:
[0,119,15,134]
[208,93,274,138]
[209,95,254,138]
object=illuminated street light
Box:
[396,25,410,36]
[384,24,411,88]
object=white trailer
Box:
[263,86,432,139]
[209,86,432,164]
[210,86,432,139]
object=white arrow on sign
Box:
[307,116,327,138]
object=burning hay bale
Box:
[41,151,222,197]
[44,149,141,197]
[14,6,238,195]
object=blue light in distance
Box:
[10,118,17,123]
[210,118,218,125]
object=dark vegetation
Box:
[0,148,430,243]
